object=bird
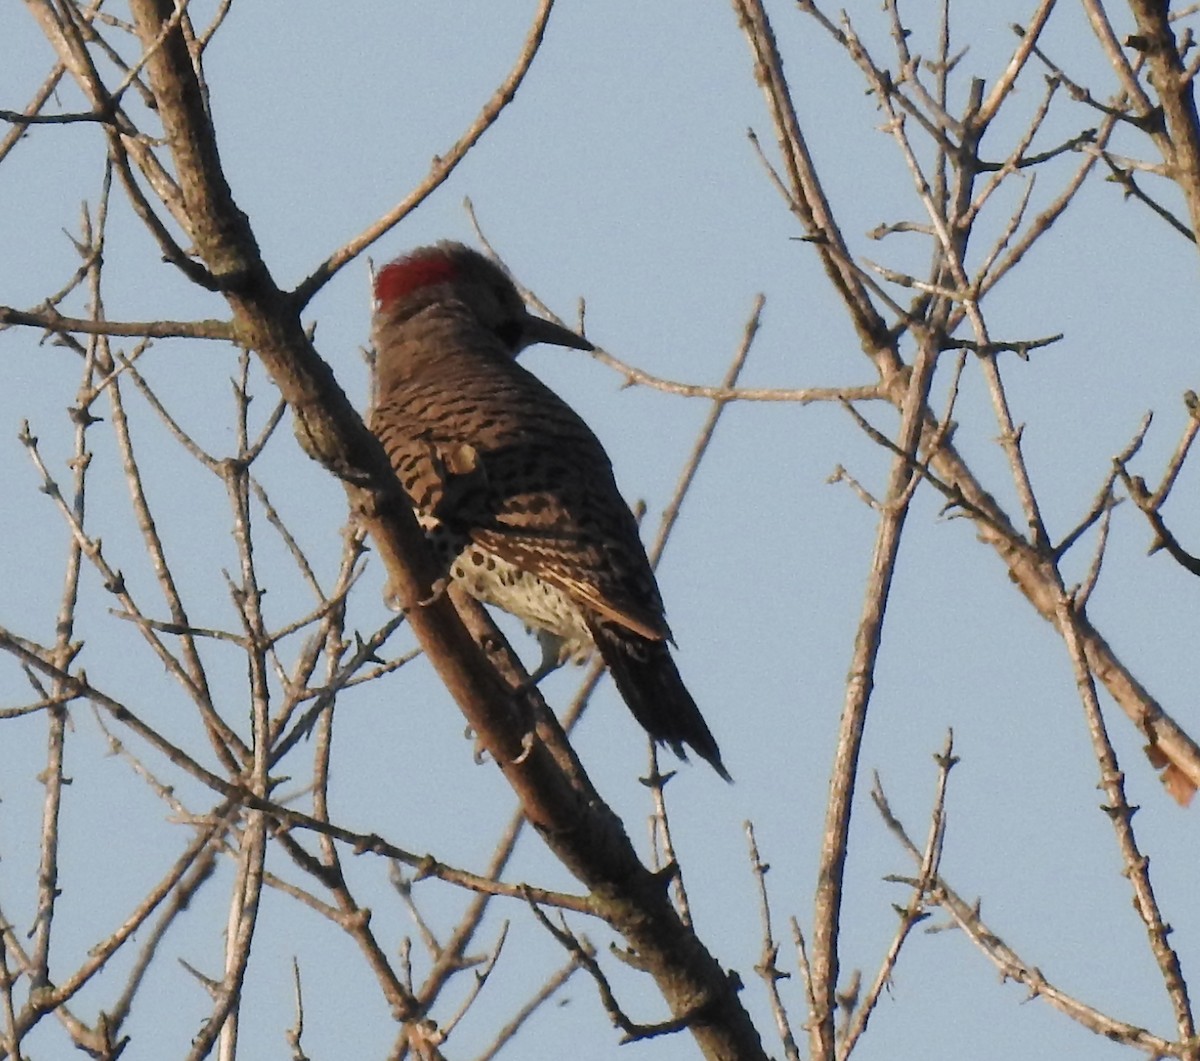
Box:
[369,241,729,781]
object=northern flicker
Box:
[369,242,729,781]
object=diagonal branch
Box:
[119,3,767,1057]
[1112,0,1200,239]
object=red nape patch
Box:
[374,253,459,307]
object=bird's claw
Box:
[511,730,536,765]
[417,576,449,607]
[382,575,449,613]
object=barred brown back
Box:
[370,243,729,780]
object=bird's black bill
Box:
[522,313,594,352]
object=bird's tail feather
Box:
[589,620,731,782]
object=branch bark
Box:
[113,3,766,1057]
[1123,0,1200,238]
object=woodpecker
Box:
[370,242,729,781]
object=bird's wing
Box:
[432,431,666,641]
[375,360,672,643]
[469,520,669,643]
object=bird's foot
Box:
[382,575,449,613]
[468,724,491,766]
[416,576,450,608]
[511,730,536,765]
[519,630,591,690]
[382,582,404,613]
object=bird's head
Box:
[373,242,593,357]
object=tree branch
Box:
[122,3,766,1056]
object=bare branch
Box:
[746,823,802,1061]
[875,777,1181,1053]
[293,0,561,306]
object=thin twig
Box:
[874,775,1181,1053]
[293,0,561,306]
[746,822,801,1061]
